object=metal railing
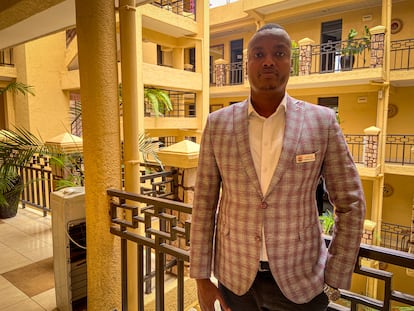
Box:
[151,0,196,20]
[19,154,53,216]
[326,235,414,311]
[344,134,414,166]
[144,89,196,118]
[309,39,371,74]
[344,134,366,164]
[107,190,414,311]
[381,222,411,252]
[385,135,414,165]
[108,188,191,311]
[390,38,414,71]
[210,61,244,86]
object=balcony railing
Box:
[344,134,414,166]
[381,222,411,252]
[390,38,414,71]
[385,134,414,165]
[144,89,196,118]
[210,61,244,86]
[0,48,14,66]
[107,189,414,311]
[151,0,196,20]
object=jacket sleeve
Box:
[189,115,222,279]
[322,109,366,289]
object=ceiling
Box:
[0,0,152,50]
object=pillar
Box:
[75,1,121,310]
[298,37,314,76]
[214,58,228,87]
[363,126,381,168]
[369,25,386,68]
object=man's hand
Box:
[196,279,231,311]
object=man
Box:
[189,23,365,311]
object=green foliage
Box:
[0,128,46,206]
[138,132,164,169]
[319,210,335,234]
[0,82,35,96]
[144,88,173,117]
[341,26,371,57]
[291,40,300,76]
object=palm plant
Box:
[0,81,35,96]
[144,87,173,117]
[0,128,46,217]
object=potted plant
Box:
[0,81,37,218]
[0,128,46,218]
[340,26,371,71]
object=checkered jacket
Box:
[189,96,365,304]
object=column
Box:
[74,1,122,310]
[363,126,381,168]
[298,38,314,76]
[369,25,386,68]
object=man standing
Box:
[190,23,365,311]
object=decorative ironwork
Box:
[144,89,196,118]
[390,39,414,70]
[381,222,411,252]
[151,0,195,20]
[344,134,365,164]
[108,188,192,311]
[19,154,53,216]
[325,235,414,311]
[385,134,414,165]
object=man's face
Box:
[247,29,291,94]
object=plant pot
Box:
[0,176,22,219]
[340,55,355,71]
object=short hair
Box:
[257,23,285,33]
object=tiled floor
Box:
[0,207,56,311]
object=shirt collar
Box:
[248,94,287,117]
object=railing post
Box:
[363,126,381,168]
[298,37,314,76]
[369,25,386,68]
[214,58,228,86]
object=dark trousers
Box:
[218,271,329,311]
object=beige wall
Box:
[388,87,414,133]
[15,32,70,140]
[383,174,414,226]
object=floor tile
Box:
[0,276,28,309]
[31,288,57,311]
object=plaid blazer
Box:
[189,96,365,304]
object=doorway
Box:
[230,39,243,84]
[320,20,342,73]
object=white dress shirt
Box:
[248,94,287,261]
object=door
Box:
[230,39,243,84]
[320,20,342,73]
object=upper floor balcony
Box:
[346,132,414,177]
[209,31,414,93]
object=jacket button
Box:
[255,236,261,242]
[261,202,268,209]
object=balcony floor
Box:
[0,207,56,311]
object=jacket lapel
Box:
[264,96,305,198]
[233,100,263,198]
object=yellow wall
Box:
[388,87,414,133]
[15,32,71,140]
[383,174,414,227]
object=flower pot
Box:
[0,176,22,219]
[340,55,355,71]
